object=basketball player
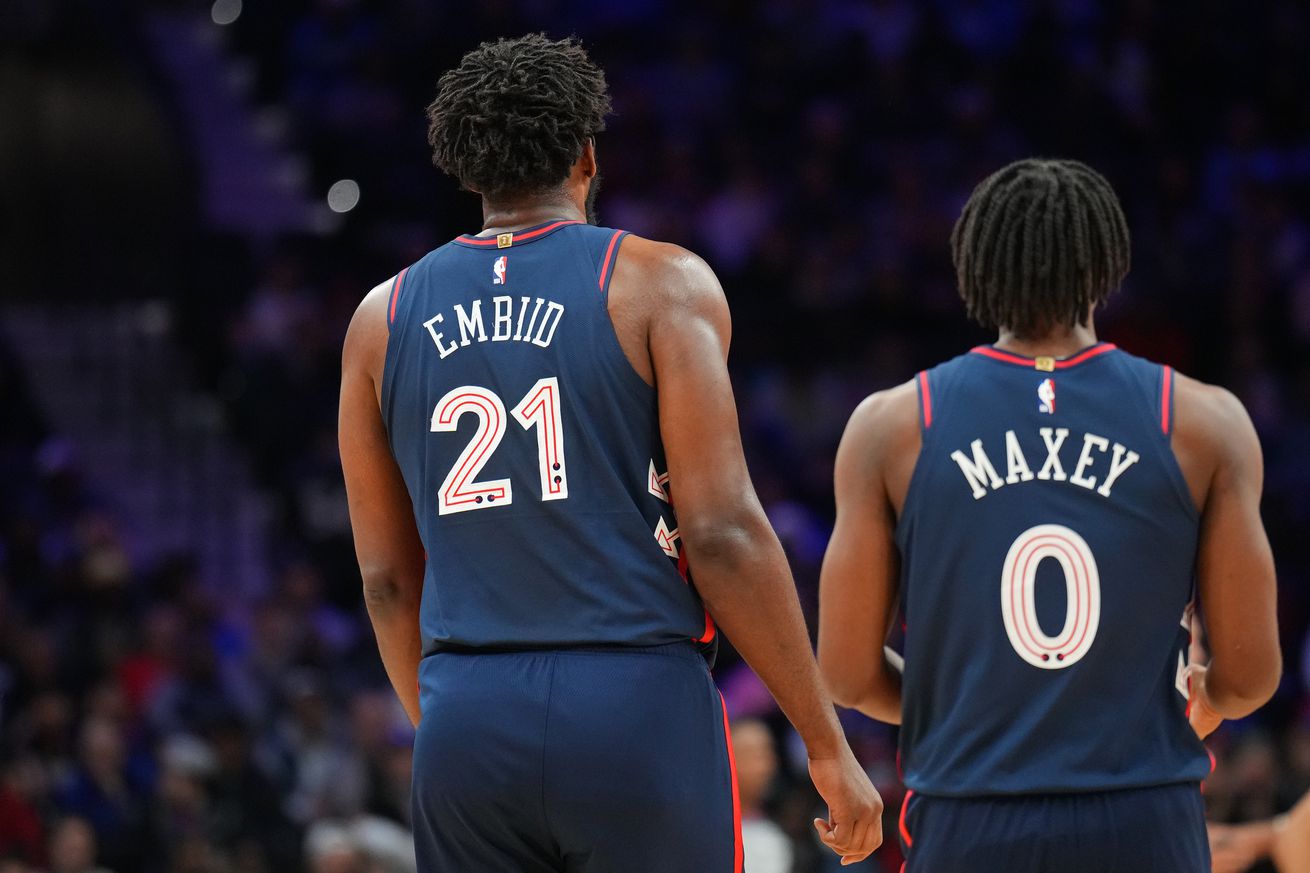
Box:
[817,158,1281,872]
[339,35,882,871]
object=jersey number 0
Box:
[1000,524,1101,670]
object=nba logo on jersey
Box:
[492,255,508,285]
[1037,378,1056,414]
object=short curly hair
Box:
[426,34,612,201]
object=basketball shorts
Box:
[899,781,1208,873]
[411,642,742,872]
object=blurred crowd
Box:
[3,1,1310,871]
[0,347,417,873]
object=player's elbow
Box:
[678,511,767,576]
[821,664,870,711]
[1209,682,1280,722]
[1209,652,1282,718]
[823,663,900,723]
[1239,658,1282,712]
[360,563,421,612]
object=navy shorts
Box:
[899,782,1209,873]
[411,643,742,873]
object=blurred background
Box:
[1,1,1308,871]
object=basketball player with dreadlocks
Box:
[339,35,882,871]
[817,158,1281,871]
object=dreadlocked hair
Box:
[950,158,1130,339]
[426,34,611,201]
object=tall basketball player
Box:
[339,35,882,871]
[817,158,1281,872]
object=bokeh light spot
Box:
[327,179,361,213]
[211,0,242,26]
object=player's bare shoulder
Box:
[606,235,729,384]
[1170,370,1263,510]
[845,381,921,459]
[837,379,922,513]
[1172,371,1255,431]
[342,279,395,385]
[611,235,724,307]
[345,279,394,337]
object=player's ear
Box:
[579,137,597,180]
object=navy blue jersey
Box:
[895,343,1210,795]
[381,220,714,652]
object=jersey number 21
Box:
[430,378,568,515]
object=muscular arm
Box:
[339,281,426,726]
[818,383,919,725]
[613,239,882,859]
[637,243,846,755]
[1174,376,1280,722]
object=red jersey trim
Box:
[899,789,915,848]
[1161,366,1173,435]
[388,267,410,325]
[917,371,933,429]
[674,535,715,645]
[598,229,625,293]
[719,692,744,873]
[695,610,716,645]
[970,342,1117,369]
[454,219,583,247]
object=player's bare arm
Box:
[1209,785,1310,873]
[1273,787,1310,873]
[609,236,884,863]
[1172,373,1280,735]
[339,280,426,726]
[818,380,919,724]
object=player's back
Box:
[897,342,1210,795]
[381,220,710,652]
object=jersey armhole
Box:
[379,265,413,449]
[597,230,629,301]
[896,370,934,543]
[387,266,411,333]
[581,230,655,397]
[916,370,934,431]
[1144,361,1199,519]
[1160,365,1174,438]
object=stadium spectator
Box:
[45,817,113,873]
[732,718,794,873]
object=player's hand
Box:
[1188,664,1223,739]
[808,747,884,865]
[1208,820,1274,873]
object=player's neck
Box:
[993,323,1099,359]
[479,197,585,235]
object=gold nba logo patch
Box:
[496,232,514,248]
